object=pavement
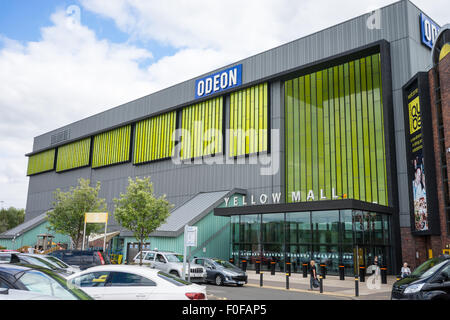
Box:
[244,272,396,300]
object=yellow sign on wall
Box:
[409,96,421,135]
[85,212,108,224]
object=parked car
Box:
[0,288,61,300]
[132,250,206,283]
[29,254,81,274]
[391,255,450,300]
[192,257,247,286]
[0,264,93,300]
[48,250,110,270]
[67,265,207,300]
[0,253,74,278]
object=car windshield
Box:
[410,258,446,278]
[418,260,448,279]
[213,259,237,269]
[18,268,92,300]
[166,254,183,263]
[45,256,70,269]
[22,256,58,270]
[157,271,190,286]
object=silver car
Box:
[133,251,206,283]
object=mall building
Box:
[2,0,449,275]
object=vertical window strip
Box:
[56,138,90,172]
[355,60,366,202]
[367,55,378,203]
[286,80,294,197]
[350,61,359,200]
[27,149,55,175]
[293,77,300,193]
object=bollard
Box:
[355,275,359,297]
[339,265,345,280]
[320,264,326,279]
[286,273,290,290]
[256,260,260,274]
[359,265,365,283]
[319,275,323,293]
[271,261,276,275]
[260,272,264,287]
[286,262,292,276]
[381,266,387,284]
[242,260,247,272]
[302,263,308,278]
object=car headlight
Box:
[403,283,425,294]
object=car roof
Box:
[0,263,40,276]
[70,264,161,276]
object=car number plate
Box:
[238,281,245,284]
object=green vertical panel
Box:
[299,76,306,201]
[27,149,55,175]
[286,80,294,198]
[333,67,342,197]
[350,61,359,200]
[372,53,386,206]
[254,85,260,155]
[366,56,378,203]
[317,71,324,199]
[311,73,318,200]
[344,63,353,199]
[293,77,300,193]
[262,83,268,152]
[92,125,131,168]
[338,65,347,198]
[328,68,336,199]
[56,138,90,172]
[355,60,365,201]
[249,86,255,154]
[323,69,331,199]
[305,74,312,196]
[229,94,234,157]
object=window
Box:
[19,270,76,300]
[229,83,268,157]
[157,271,190,286]
[156,254,166,263]
[56,138,91,172]
[107,272,156,287]
[195,259,204,266]
[92,125,131,168]
[0,278,12,289]
[72,271,110,288]
[145,252,155,261]
[27,149,55,176]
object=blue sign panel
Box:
[420,13,440,49]
[195,64,242,99]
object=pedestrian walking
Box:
[400,262,411,278]
[309,260,319,290]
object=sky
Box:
[0,0,448,210]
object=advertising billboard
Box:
[403,73,440,235]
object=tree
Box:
[47,178,106,249]
[0,207,25,233]
[114,177,172,265]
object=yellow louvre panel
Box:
[133,111,177,164]
[92,125,131,168]
[180,97,223,160]
[56,138,91,172]
[229,83,268,157]
[27,149,55,176]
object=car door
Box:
[144,252,156,267]
[69,271,111,300]
[203,259,218,282]
[104,271,157,300]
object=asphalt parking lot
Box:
[205,284,349,300]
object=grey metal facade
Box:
[25,0,437,251]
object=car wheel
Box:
[215,274,224,286]
[170,270,180,277]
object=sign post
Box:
[82,212,108,251]
[183,225,198,280]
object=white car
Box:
[133,251,206,283]
[0,288,62,300]
[67,265,207,300]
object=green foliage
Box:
[0,207,25,233]
[114,177,172,265]
[47,178,106,249]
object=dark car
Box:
[0,252,73,278]
[192,257,247,286]
[49,250,110,270]
[391,255,450,300]
[0,263,92,300]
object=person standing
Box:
[309,260,318,290]
[401,262,411,278]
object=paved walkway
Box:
[245,272,396,300]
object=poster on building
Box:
[403,73,439,235]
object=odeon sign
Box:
[195,64,242,99]
[224,188,343,207]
